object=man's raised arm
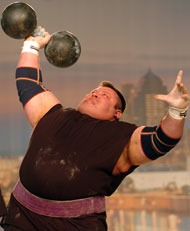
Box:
[128,70,189,165]
[16,27,60,128]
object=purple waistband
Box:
[12,180,106,218]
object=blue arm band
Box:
[141,125,181,160]
[16,67,47,106]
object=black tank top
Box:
[20,104,138,200]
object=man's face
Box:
[77,87,122,121]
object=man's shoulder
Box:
[44,104,76,117]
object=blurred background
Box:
[0,0,190,230]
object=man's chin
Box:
[77,107,97,118]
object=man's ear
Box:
[114,109,122,120]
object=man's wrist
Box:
[168,106,188,120]
[21,41,40,55]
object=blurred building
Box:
[0,156,22,203]
[121,69,168,126]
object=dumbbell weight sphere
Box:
[1,2,81,67]
[44,31,81,68]
[1,2,37,39]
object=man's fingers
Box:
[182,94,190,101]
[176,81,188,96]
[154,94,168,101]
[181,84,188,94]
[44,32,51,42]
[176,70,183,85]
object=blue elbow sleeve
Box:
[141,125,181,160]
[16,67,47,106]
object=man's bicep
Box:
[128,126,152,165]
[24,91,60,128]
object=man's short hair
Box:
[98,81,126,113]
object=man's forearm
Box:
[129,108,187,165]
[160,113,185,139]
[17,48,40,68]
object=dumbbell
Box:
[1,2,81,68]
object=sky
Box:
[0,0,190,154]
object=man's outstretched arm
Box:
[16,27,60,128]
[128,70,188,165]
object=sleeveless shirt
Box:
[1,104,138,231]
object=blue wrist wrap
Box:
[141,125,181,160]
[16,67,47,106]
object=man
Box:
[0,27,189,231]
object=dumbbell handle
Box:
[31,27,45,37]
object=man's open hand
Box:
[154,70,189,109]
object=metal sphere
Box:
[44,31,81,68]
[1,2,37,39]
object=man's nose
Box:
[92,92,98,97]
